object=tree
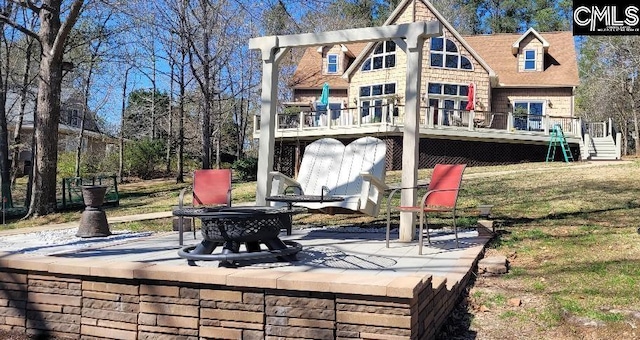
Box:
[67,11,116,177]
[576,36,640,156]
[1,0,85,216]
[123,89,169,140]
[527,0,572,32]
[0,1,16,207]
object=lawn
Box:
[1,160,639,339]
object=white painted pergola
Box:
[249,21,442,242]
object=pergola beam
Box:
[249,20,442,242]
[250,22,440,49]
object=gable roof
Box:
[291,43,368,90]
[464,31,579,87]
[343,0,496,83]
[511,27,549,54]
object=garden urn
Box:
[76,185,111,237]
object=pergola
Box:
[249,21,442,242]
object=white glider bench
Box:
[268,136,388,216]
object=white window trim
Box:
[361,41,396,72]
[513,100,545,130]
[429,37,474,71]
[523,49,536,71]
[358,82,398,100]
[427,82,470,99]
[327,53,339,74]
[513,100,545,114]
[358,82,398,123]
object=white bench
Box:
[268,137,388,216]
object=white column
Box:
[397,31,425,242]
[251,37,290,205]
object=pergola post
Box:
[249,36,290,205]
[394,25,426,242]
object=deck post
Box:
[428,107,434,128]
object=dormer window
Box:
[327,54,338,73]
[524,50,536,70]
[361,41,396,71]
[430,37,472,71]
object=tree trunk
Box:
[0,3,14,208]
[119,67,130,184]
[29,0,69,216]
[75,103,88,177]
[0,79,12,209]
[165,62,173,174]
[11,38,34,186]
[633,106,640,156]
[176,51,185,183]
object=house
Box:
[6,89,117,176]
[256,0,582,176]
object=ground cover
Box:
[439,161,640,339]
[1,161,639,339]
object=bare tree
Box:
[69,11,114,177]
[0,1,16,207]
[1,0,85,215]
[9,33,38,187]
[577,36,640,156]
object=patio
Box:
[0,225,491,339]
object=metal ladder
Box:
[546,124,574,162]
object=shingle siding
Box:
[493,87,573,116]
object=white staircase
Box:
[588,137,619,160]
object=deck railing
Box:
[255,104,582,138]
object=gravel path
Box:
[0,228,153,255]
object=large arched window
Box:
[430,37,473,71]
[361,41,396,71]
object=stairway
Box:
[589,137,618,160]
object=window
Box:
[426,82,470,126]
[327,54,338,73]
[513,101,544,131]
[430,37,472,71]
[69,109,80,127]
[361,41,396,71]
[359,83,396,122]
[524,50,536,70]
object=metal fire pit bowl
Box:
[173,206,304,266]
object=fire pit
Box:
[173,206,303,267]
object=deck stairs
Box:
[588,137,618,160]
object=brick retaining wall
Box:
[0,250,481,339]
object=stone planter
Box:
[477,204,494,217]
[76,185,111,238]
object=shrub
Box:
[57,152,78,179]
[232,157,258,181]
[124,138,165,179]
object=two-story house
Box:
[7,90,117,176]
[260,0,580,176]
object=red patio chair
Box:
[178,169,232,245]
[386,164,466,254]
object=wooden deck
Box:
[255,107,583,146]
